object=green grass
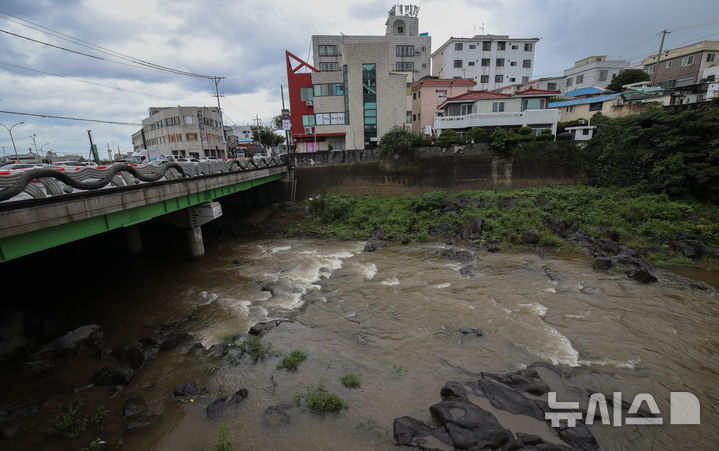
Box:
[46,398,108,439]
[288,187,719,266]
[239,336,271,363]
[277,350,307,371]
[296,382,347,413]
[339,373,361,388]
[206,423,233,451]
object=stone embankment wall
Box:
[294,148,584,199]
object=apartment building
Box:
[410,76,476,134]
[564,56,629,91]
[431,35,539,90]
[132,106,226,158]
[642,40,719,88]
[286,4,430,151]
[493,76,565,95]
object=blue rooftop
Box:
[549,93,621,108]
[565,87,610,97]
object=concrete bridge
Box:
[0,157,289,263]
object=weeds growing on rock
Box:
[207,423,233,451]
[239,336,271,363]
[295,381,347,412]
[277,350,307,371]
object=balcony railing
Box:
[434,109,560,130]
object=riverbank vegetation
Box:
[281,186,719,267]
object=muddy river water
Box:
[2,236,719,450]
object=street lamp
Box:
[0,121,24,158]
[40,142,50,161]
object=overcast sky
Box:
[1,0,718,157]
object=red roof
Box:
[445,90,512,102]
[412,78,476,88]
[514,87,561,96]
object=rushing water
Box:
[2,235,719,450]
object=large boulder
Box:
[249,320,285,337]
[34,325,104,357]
[206,388,249,419]
[92,365,134,386]
[671,239,711,259]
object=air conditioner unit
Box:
[306,99,313,106]
[304,127,311,134]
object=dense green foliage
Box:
[490,128,520,152]
[46,399,108,439]
[239,336,272,363]
[464,127,490,143]
[207,423,233,451]
[291,187,719,264]
[295,382,347,412]
[339,373,361,388]
[379,126,424,156]
[277,350,308,371]
[605,68,651,92]
[581,101,719,202]
[435,129,460,147]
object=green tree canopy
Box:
[605,69,651,92]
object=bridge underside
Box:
[0,170,284,263]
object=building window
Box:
[492,101,505,112]
[589,102,603,111]
[468,61,475,66]
[524,43,533,51]
[302,114,316,127]
[454,60,463,68]
[396,62,414,71]
[300,87,314,101]
[509,77,516,82]
[522,76,529,82]
[413,114,417,121]
[480,75,489,83]
[707,53,716,62]
[566,106,574,113]
[547,82,557,90]
[665,61,672,68]
[481,58,490,66]
[343,65,349,124]
[497,41,506,51]
[362,64,377,144]
[598,70,608,81]
[455,43,463,51]
[186,133,198,141]
[397,45,414,57]
[566,77,574,87]
[422,63,427,68]
[576,74,584,84]
[397,26,403,33]
[511,44,518,50]
[406,111,412,123]
[436,89,447,98]
[319,62,339,71]
[523,60,532,68]
[412,92,416,100]
[495,74,504,83]
[496,58,504,66]
[313,83,344,96]
[521,98,546,111]
[483,41,491,51]
[646,64,655,74]
[510,61,517,66]
[183,115,194,124]
[460,104,472,115]
[315,112,345,125]
[681,55,694,66]
[469,44,476,49]
[319,45,337,56]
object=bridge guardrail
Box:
[0,156,286,203]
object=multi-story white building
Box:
[564,56,629,92]
[132,106,226,158]
[431,35,539,90]
[286,4,430,151]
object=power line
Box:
[0,110,140,126]
[0,60,180,100]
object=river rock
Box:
[462,218,484,241]
[115,344,159,370]
[459,328,483,337]
[394,365,599,450]
[34,324,104,358]
[206,388,249,419]
[595,238,621,256]
[173,383,199,397]
[543,216,571,238]
[363,240,387,252]
[93,365,134,386]
[249,319,285,337]
[592,257,613,270]
[671,239,710,259]
[262,403,296,427]
[522,231,540,244]
[123,396,147,418]
[628,267,658,284]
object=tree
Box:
[272,114,283,130]
[463,127,490,144]
[379,125,417,157]
[605,69,651,92]
[490,128,519,153]
[435,129,460,147]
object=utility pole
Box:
[652,29,670,85]
[211,76,227,158]
[280,84,292,169]
[87,130,99,163]
[1,121,23,159]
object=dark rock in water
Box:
[187,342,205,354]
[0,398,43,424]
[611,254,653,272]
[542,265,560,282]
[394,365,599,450]
[672,239,710,259]
[173,383,199,397]
[262,403,296,427]
[125,415,158,433]
[123,396,147,418]
[34,324,104,357]
[401,236,411,245]
[459,328,483,337]
[486,245,500,253]
[363,240,387,252]
[522,231,540,244]
[592,257,612,270]
[232,259,240,265]
[440,248,475,262]
[116,344,159,370]
[206,388,249,419]
[92,365,134,386]
[536,247,547,259]
[459,265,474,278]
[249,319,285,337]
[445,237,456,245]
[628,267,658,284]
[158,332,192,351]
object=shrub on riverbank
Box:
[295,382,347,412]
[288,186,719,265]
[277,350,307,371]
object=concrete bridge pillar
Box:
[187,226,205,258]
[124,225,143,254]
